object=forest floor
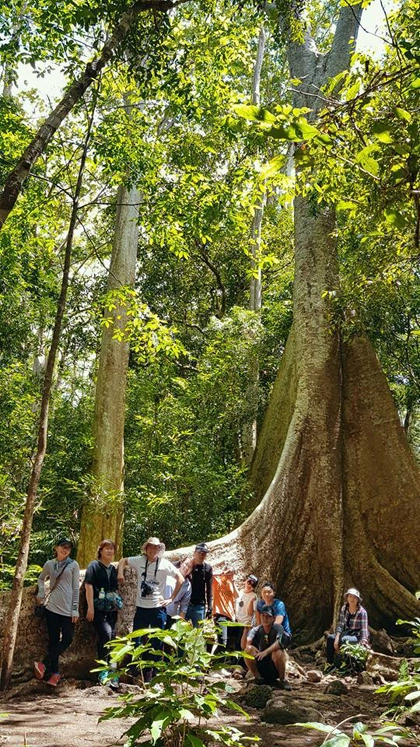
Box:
[1,660,419,747]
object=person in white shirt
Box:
[117,536,183,680]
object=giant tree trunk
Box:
[77,183,140,567]
[173,4,420,642]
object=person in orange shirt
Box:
[213,568,238,650]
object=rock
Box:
[371,629,395,655]
[324,679,348,695]
[242,684,273,709]
[262,697,322,724]
[366,652,402,682]
[306,669,323,683]
[357,671,373,686]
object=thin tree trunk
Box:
[241,25,267,466]
[0,103,95,691]
[77,182,140,567]
[0,0,189,230]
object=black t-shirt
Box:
[85,560,118,601]
[190,562,213,607]
[248,623,282,651]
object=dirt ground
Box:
[1,671,419,747]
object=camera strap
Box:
[143,557,159,581]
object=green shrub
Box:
[98,619,259,747]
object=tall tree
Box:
[77,181,140,567]
[192,3,420,642]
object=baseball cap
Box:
[195,543,209,553]
[260,604,275,617]
[247,574,258,586]
[56,537,72,547]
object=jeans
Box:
[326,633,358,664]
[44,609,75,674]
[133,606,167,680]
[186,603,205,628]
[92,610,117,662]
[214,614,230,647]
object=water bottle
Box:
[99,587,105,601]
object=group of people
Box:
[33,535,370,689]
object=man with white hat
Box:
[326,587,370,666]
[118,537,183,677]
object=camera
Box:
[141,579,159,597]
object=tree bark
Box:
[77,183,140,567]
[0,108,93,690]
[0,0,189,230]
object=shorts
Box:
[256,655,278,683]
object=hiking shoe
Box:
[108,677,120,691]
[47,673,61,687]
[34,661,46,680]
[98,670,109,686]
[278,679,292,691]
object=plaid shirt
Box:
[336,604,369,645]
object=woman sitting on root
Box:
[326,587,370,667]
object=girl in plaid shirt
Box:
[327,588,369,665]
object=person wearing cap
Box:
[255,582,292,634]
[326,588,370,666]
[186,543,213,627]
[117,537,183,678]
[235,574,258,650]
[34,537,80,687]
[244,604,292,689]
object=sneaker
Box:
[34,661,46,680]
[98,670,109,686]
[47,673,61,687]
[278,679,292,691]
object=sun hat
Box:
[344,587,362,601]
[141,537,165,556]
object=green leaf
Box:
[232,105,276,123]
[410,78,420,89]
[372,122,394,144]
[150,719,165,743]
[260,155,285,178]
[323,735,351,747]
[336,200,358,211]
[394,107,412,123]
[294,722,336,733]
[360,734,374,747]
[185,735,205,747]
[384,208,406,229]
[355,146,379,176]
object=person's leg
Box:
[326,634,337,664]
[43,610,62,674]
[93,611,115,662]
[186,604,205,628]
[256,656,279,684]
[271,649,287,681]
[214,615,229,648]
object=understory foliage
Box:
[0,0,420,576]
[98,620,257,747]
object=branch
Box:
[0,0,191,230]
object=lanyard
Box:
[143,557,159,580]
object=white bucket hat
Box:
[344,587,362,601]
[141,536,165,556]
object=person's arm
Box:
[359,609,370,646]
[85,583,95,622]
[163,569,184,606]
[179,582,192,619]
[36,562,50,603]
[254,638,280,660]
[274,600,285,626]
[246,593,256,618]
[206,566,213,617]
[71,562,80,622]
[334,606,346,650]
[117,557,129,584]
